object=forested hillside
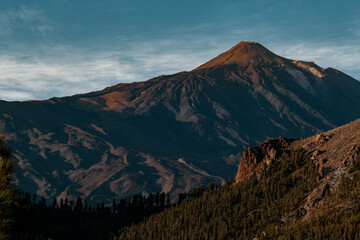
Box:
[0,138,16,239]
[115,151,360,240]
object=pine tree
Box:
[75,197,83,212]
[60,198,64,209]
[52,198,58,208]
[166,194,170,207]
[32,193,36,203]
[112,199,117,214]
[159,192,165,209]
[0,137,16,239]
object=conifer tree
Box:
[0,138,16,239]
[166,194,170,207]
[112,199,117,214]
[75,197,83,212]
[159,192,165,209]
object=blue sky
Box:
[0,0,359,101]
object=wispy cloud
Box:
[0,54,138,101]
[0,38,359,101]
[0,5,53,36]
[271,42,360,79]
[0,43,217,101]
[0,12,14,35]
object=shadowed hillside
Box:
[115,119,360,240]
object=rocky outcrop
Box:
[235,137,294,182]
[235,119,360,220]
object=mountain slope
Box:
[115,119,360,240]
[1,41,360,202]
[236,118,360,218]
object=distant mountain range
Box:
[1,41,360,202]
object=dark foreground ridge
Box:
[114,119,360,239]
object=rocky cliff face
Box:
[1,41,360,203]
[235,137,295,182]
[235,119,360,219]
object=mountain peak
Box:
[195,41,283,70]
[232,40,262,49]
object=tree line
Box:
[0,137,178,239]
[12,190,172,239]
[3,136,360,239]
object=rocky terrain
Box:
[113,119,360,239]
[1,41,360,203]
[236,118,360,219]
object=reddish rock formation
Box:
[235,119,360,219]
[235,137,294,182]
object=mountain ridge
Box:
[1,41,360,203]
[235,118,360,219]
